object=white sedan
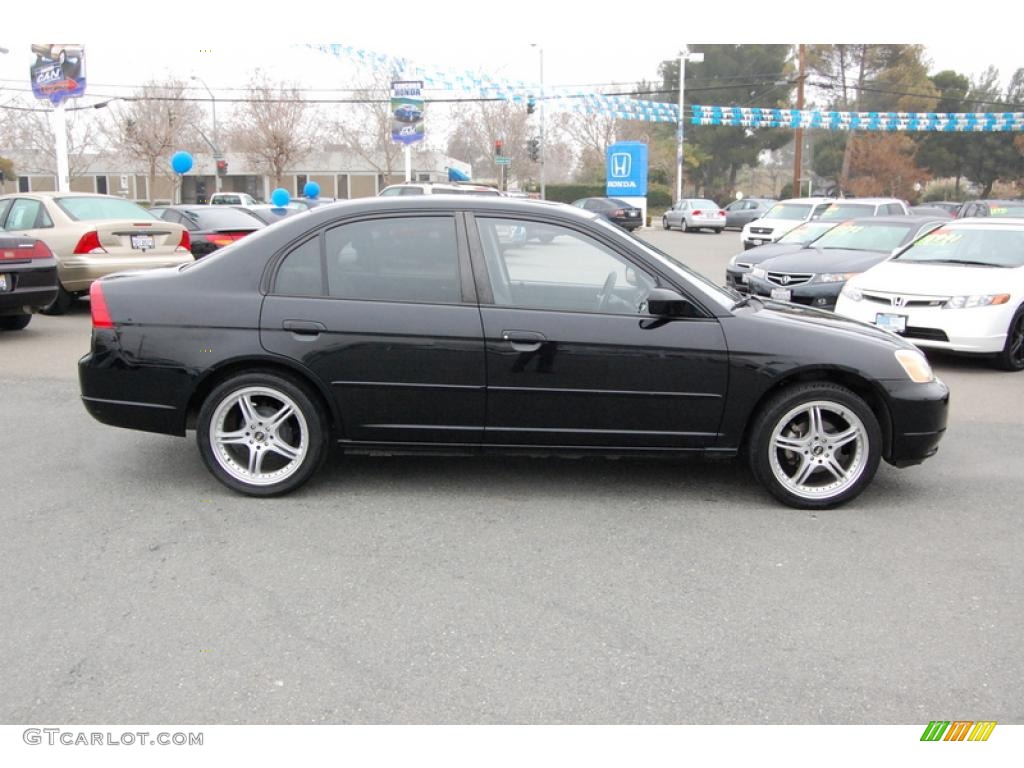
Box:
[835,219,1024,371]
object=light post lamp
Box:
[675,48,703,203]
[190,75,221,193]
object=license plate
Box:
[131,234,155,250]
[770,287,792,301]
[740,274,749,284]
[875,313,907,333]
[627,211,638,217]
[751,238,767,245]
[0,273,9,292]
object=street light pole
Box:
[191,75,220,193]
[674,49,703,203]
[531,43,545,200]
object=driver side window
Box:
[475,217,657,316]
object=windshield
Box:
[818,203,876,220]
[813,222,914,251]
[778,221,837,244]
[593,218,734,310]
[893,227,1024,268]
[764,203,811,220]
[988,204,1024,217]
[56,196,157,221]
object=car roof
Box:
[0,191,121,199]
[940,217,1024,229]
[822,197,905,204]
[839,215,944,225]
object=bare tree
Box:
[105,79,203,201]
[1,98,100,181]
[445,101,535,186]
[332,70,404,176]
[229,72,325,187]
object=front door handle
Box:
[282,319,326,336]
[501,329,546,352]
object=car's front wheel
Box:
[748,383,881,509]
[993,306,1024,371]
[197,372,329,496]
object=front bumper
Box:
[725,266,751,292]
[879,378,949,466]
[834,297,1013,354]
[747,276,842,310]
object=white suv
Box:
[209,192,258,207]
[378,182,502,197]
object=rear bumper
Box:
[0,261,59,314]
[59,253,194,292]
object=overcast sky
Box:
[2,1,1020,107]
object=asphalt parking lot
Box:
[2,226,1022,724]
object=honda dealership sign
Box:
[605,141,647,197]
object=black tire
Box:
[993,306,1024,371]
[680,220,689,233]
[662,216,669,230]
[747,382,882,509]
[714,228,723,235]
[0,314,32,331]
[40,284,75,316]
[197,371,329,496]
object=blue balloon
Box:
[271,188,291,207]
[170,151,193,175]
[303,181,320,199]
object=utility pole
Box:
[792,44,806,197]
[675,49,703,203]
[533,44,546,200]
[191,75,221,193]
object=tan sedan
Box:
[0,192,193,314]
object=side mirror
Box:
[646,288,692,317]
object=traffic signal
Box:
[216,159,228,175]
[527,138,540,162]
[526,95,536,115]
[494,139,503,157]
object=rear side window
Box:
[274,237,324,296]
[5,199,53,230]
[320,217,460,304]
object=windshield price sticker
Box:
[919,231,963,246]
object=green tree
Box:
[960,67,1024,196]
[915,70,972,195]
[655,44,794,200]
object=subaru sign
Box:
[606,141,647,197]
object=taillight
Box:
[693,209,703,216]
[177,230,191,252]
[1,240,53,259]
[719,210,727,216]
[89,281,113,329]
[73,230,107,255]
[613,209,625,216]
[208,232,250,248]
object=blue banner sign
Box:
[30,44,86,105]
[606,142,648,197]
[391,80,424,146]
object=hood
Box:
[740,296,913,350]
[734,242,804,264]
[850,259,1024,296]
[758,247,891,274]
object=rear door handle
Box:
[501,329,546,352]
[282,320,326,336]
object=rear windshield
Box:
[55,196,157,221]
[689,200,718,209]
[894,227,1024,268]
[764,203,811,220]
[819,203,876,219]
[181,208,263,229]
[814,222,914,251]
[778,221,837,243]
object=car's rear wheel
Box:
[40,284,75,315]
[993,306,1024,371]
[714,228,723,234]
[197,372,329,496]
[748,383,881,509]
[0,314,31,331]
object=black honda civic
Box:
[79,197,949,509]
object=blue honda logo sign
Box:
[606,142,647,197]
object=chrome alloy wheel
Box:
[767,400,868,501]
[208,386,309,487]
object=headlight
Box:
[942,294,1010,309]
[817,272,859,283]
[841,284,863,301]
[751,267,767,279]
[895,349,935,383]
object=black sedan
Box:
[725,220,839,292]
[0,230,58,331]
[150,205,264,258]
[78,197,948,509]
[570,197,643,231]
[240,204,310,225]
[745,216,946,310]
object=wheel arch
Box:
[184,356,343,437]
[739,366,894,460]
